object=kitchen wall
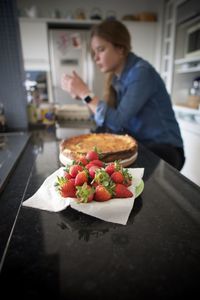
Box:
[0,0,28,130]
[17,0,164,68]
[0,0,164,126]
[17,0,163,20]
[17,0,164,103]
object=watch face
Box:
[84,95,92,103]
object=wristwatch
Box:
[82,92,95,104]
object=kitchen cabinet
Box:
[160,0,177,93]
[160,0,200,98]
[178,118,200,186]
[172,15,200,107]
[174,106,200,186]
[172,9,200,187]
[19,18,160,72]
[19,18,49,70]
[161,1,200,186]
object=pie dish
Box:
[59,133,138,167]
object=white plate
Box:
[59,151,138,167]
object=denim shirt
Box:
[94,52,183,148]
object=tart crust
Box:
[59,133,138,166]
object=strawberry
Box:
[86,150,99,161]
[114,184,133,198]
[56,148,135,203]
[111,171,124,184]
[64,171,72,180]
[93,169,111,186]
[70,178,75,185]
[88,165,100,179]
[105,161,122,175]
[55,176,76,198]
[77,156,88,166]
[122,168,132,186]
[75,170,88,186]
[123,179,132,187]
[85,162,96,170]
[94,185,112,202]
[105,163,116,175]
[91,181,98,188]
[76,182,95,203]
[69,164,83,178]
[90,159,104,167]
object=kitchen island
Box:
[0,129,200,299]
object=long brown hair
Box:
[90,20,131,107]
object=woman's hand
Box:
[61,71,90,100]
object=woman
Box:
[61,19,185,170]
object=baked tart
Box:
[59,133,138,167]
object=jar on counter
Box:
[39,102,55,125]
[190,77,200,96]
[188,77,200,109]
[27,103,38,124]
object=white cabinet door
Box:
[179,119,200,186]
[19,19,49,70]
[124,21,159,70]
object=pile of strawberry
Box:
[55,149,133,203]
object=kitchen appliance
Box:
[177,0,200,25]
[185,21,200,58]
[25,70,52,125]
[0,132,30,192]
[25,71,48,104]
[48,27,104,107]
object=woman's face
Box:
[91,36,125,75]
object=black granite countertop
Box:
[0,129,200,299]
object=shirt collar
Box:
[112,52,139,86]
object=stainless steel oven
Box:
[185,22,200,58]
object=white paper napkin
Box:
[23,168,144,225]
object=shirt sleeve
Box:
[94,67,156,132]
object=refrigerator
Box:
[48,28,104,105]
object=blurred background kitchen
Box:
[0,0,200,186]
